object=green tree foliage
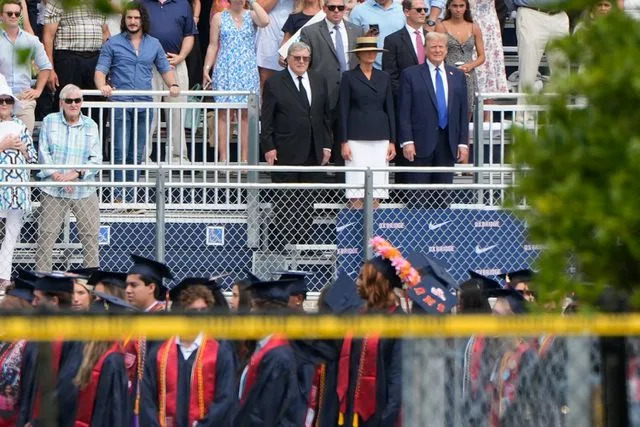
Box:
[510,9,640,308]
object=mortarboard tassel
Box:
[353,413,359,427]
[338,412,344,425]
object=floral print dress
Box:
[469,0,509,93]
[0,117,38,213]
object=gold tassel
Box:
[353,413,359,427]
[338,412,344,425]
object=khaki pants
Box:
[15,99,37,135]
[150,61,190,161]
[516,8,569,92]
[35,192,100,271]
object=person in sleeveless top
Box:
[436,0,485,114]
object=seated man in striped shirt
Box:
[35,83,102,272]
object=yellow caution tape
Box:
[1,314,640,340]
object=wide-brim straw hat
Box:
[348,36,387,53]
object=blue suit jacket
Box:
[397,63,469,159]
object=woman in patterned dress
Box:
[469,0,508,103]
[0,85,37,290]
[203,0,270,163]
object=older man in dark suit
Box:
[397,31,469,185]
[261,41,332,249]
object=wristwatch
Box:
[75,169,84,179]
[426,19,436,26]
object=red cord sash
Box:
[157,337,218,427]
[470,336,486,396]
[74,342,122,427]
[240,335,288,405]
[304,364,325,427]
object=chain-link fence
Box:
[0,164,534,292]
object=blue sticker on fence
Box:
[206,226,225,246]
[99,226,110,246]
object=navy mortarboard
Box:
[14,267,42,282]
[324,270,364,314]
[247,279,297,305]
[498,268,535,287]
[33,273,74,293]
[128,254,174,299]
[68,267,99,277]
[408,275,458,314]
[244,268,263,285]
[6,278,35,303]
[468,270,502,291]
[407,251,457,289]
[274,270,312,296]
[93,290,137,312]
[88,270,128,288]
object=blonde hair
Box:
[294,0,323,13]
[73,341,115,390]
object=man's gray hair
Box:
[59,84,82,101]
[425,31,448,46]
[287,41,311,57]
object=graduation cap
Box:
[468,270,502,291]
[14,267,42,282]
[409,275,457,314]
[68,267,99,278]
[407,252,457,289]
[88,270,128,288]
[243,268,263,285]
[247,279,297,305]
[33,273,74,294]
[497,268,535,286]
[486,287,527,314]
[274,270,312,296]
[169,275,230,311]
[369,256,402,289]
[92,290,137,312]
[128,254,173,299]
[6,278,35,303]
[324,271,364,314]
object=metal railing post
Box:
[246,93,260,248]
[363,168,373,260]
[474,94,485,205]
[155,166,166,262]
[567,337,591,426]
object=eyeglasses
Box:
[4,11,20,17]
[412,7,427,13]
[290,55,311,63]
[326,5,346,11]
[0,97,15,105]
[63,98,83,104]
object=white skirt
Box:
[344,139,389,199]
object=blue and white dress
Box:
[0,117,37,213]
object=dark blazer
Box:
[397,62,469,159]
[300,19,363,109]
[337,66,396,143]
[261,69,332,165]
[382,27,420,97]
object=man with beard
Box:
[95,1,179,203]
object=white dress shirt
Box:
[176,333,204,360]
[287,67,312,105]
[326,18,350,69]
[405,24,426,60]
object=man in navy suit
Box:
[397,31,469,185]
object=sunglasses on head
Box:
[4,11,20,17]
[413,7,427,12]
[63,98,82,104]
[0,97,15,105]
[326,5,346,11]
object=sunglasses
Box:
[63,98,83,104]
[326,5,346,11]
[4,11,20,17]
[290,55,311,63]
[0,97,15,105]
[412,7,427,13]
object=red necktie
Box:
[415,30,425,64]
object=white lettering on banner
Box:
[476,268,502,276]
[379,222,405,229]
[428,245,456,253]
[474,220,501,228]
[337,248,360,255]
[523,244,546,251]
